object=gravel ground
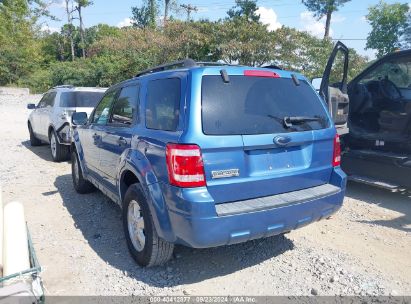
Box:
[0,93,410,296]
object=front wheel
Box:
[123,184,174,267]
[50,130,69,162]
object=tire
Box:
[49,129,70,162]
[71,150,95,194]
[123,184,174,267]
[28,123,41,146]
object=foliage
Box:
[131,0,159,28]
[301,0,351,18]
[301,0,351,38]
[1,2,369,93]
[269,27,367,81]
[227,0,260,22]
[218,19,273,66]
[0,0,43,84]
[366,1,409,58]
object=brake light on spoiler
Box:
[244,70,280,78]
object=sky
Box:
[41,0,411,60]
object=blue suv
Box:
[71,60,347,267]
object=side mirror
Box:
[72,112,88,126]
[311,77,322,91]
[27,104,36,110]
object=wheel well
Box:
[120,170,140,201]
[48,126,54,138]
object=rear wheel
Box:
[123,184,174,267]
[28,123,41,146]
[50,130,69,162]
[71,150,95,194]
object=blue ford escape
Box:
[71,60,347,267]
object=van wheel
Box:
[123,184,174,267]
[50,130,69,162]
[28,123,41,146]
[71,151,95,194]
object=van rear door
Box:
[198,70,336,204]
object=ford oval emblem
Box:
[274,136,292,146]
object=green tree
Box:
[0,0,45,84]
[131,0,159,28]
[218,19,273,66]
[227,0,260,22]
[74,0,93,58]
[301,0,351,39]
[267,27,367,80]
[40,31,66,62]
[366,1,409,58]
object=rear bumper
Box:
[158,168,346,248]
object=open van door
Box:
[318,41,350,135]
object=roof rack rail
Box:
[196,62,242,67]
[136,59,197,77]
[135,59,243,77]
[53,85,75,89]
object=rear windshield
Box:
[60,91,104,108]
[201,76,329,135]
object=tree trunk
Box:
[324,9,332,39]
[148,0,156,28]
[164,0,170,25]
[78,5,86,58]
[65,0,75,61]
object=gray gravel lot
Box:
[0,93,410,296]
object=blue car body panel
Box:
[72,65,347,248]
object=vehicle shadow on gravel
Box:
[21,140,54,162]
[346,181,411,233]
[54,173,295,288]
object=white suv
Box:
[27,86,106,162]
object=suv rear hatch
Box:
[60,91,104,117]
[198,69,336,204]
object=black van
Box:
[318,46,411,190]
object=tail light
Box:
[333,134,341,167]
[244,70,280,78]
[166,144,206,188]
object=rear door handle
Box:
[118,137,128,146]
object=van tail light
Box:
[333,134,341,167]
[166,144,206,188]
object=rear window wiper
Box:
[283,116,323,128]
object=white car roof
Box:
[52,87,107,93]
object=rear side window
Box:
[39,92,56,108]
[146,78,181,131]
[110,85,140,126]
[92,91,117,125]
[60,91,104,108]
[202,76,329,135]
[46,92,57,107]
